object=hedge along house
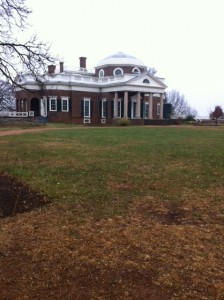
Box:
[15,52,167,125]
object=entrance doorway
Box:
[31,98,40,116]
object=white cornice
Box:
[17,82,165,94]
[101,85,165,93]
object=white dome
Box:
[96,52,146,68]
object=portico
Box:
[112,91,164,120]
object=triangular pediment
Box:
[126,73,167,89]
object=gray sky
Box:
[26,0,224,117]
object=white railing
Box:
[66,73,135,85]
[64,66,95,74]
[0,111,29,117]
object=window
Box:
[99,69,104,78]
[83,98,91,118]
[143,79,150,84]
[131,101,137,118]
[132,67,140,74]
[118,99,121,118]
[113,68,123,76]
[144,102,149,119]
[61,97,69,112]
[157,103,161,115]
[49,97,57,111]
[101,99,107,118]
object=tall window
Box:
[101,99,107,118]
[84,98,91,118]
[144,102,149,118]
[61,97,69,112]
[132,101,137,118]
[118,99,121,118]
[49,96,57,111]
[157,103,161,115]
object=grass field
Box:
[1,126,224,218]
[1,125,224,299]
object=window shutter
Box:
[69,99,71,112]
[81,100,84,117]
[141,99,144,118]
[128,100,131,118]
[121,100,124,118]
[99,100,102,118]
[91,100,93,117]
[105,101,108,118]
[47,98,49,112]
[57,98,61,111]
[111,100,114,118]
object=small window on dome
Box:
[132,67,140,74]
[143,79,150,84]
[99,69,104,78]
[113,68,123,76]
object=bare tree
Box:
[0,80,15,111]
[0,0,56,86]
[166,90,197,118]
[210,105,223,125]
[148,67,157,76]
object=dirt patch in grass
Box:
[0,172,49,218]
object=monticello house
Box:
[15,52,169,125]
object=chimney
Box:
[79,57,87,69]
[59,62,64,73]
[48,65,56,74]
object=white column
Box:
[114,92,118,118]
[160,94,164,119]
[149,93,153,119]
[124,91,128,118]
[136,92,141,118]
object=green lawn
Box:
[1,126,224,220]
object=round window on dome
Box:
[99,69,104,78]
[132,67,140,74]
[113,68,123,76]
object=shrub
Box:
[117,118,131,126]
[184,115,196,122]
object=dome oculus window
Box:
[99,69,104,78]
[132,67,140,74]
[143,79,150,84]
[113,67,123,76]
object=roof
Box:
[95,52,146,68]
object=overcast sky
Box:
[26,0,224,117]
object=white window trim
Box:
[61,97,69,112]
[49,96,57,111]
[99,69,104,78]
[132,67,140,74]
[101,98,107,118]
[113,67,123,76]
[84,98,91,118]
[157,103,161,115]
[131,99,137,119]
[144,102,149,119]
